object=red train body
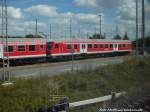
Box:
[46,39,132,59]
[0,38,132,65]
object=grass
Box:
[0,55,150,112]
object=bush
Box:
[0,56,150,111]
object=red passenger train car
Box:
[0,38,46,65]
[46,39,132,59]
[0,38,132,65]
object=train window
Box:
[94,44,98,48]
[119,44,122,48]
[29,45,36,51]
[110,44,113,48]
[82,44,86,49]
[40,45,44,51]
[123,44,126,47]
[18,45,25,51]
[46,42,53,50]
[8,46,13,52]
[74,44,78,49]
[88,44,92,48]
[105,44,108,48]
[100,44,103,48]
[55,44,59,49]
[4,46,13,52]
[115,44,117,48]
[82,44,84,49]
[66,44,71,49]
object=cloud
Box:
[74,0,123,9]
[75,13,99,23]
[6,4,100,37]
[58,12,100,25]
[8,7,23,19]
[5,0,150,39]
[116,0,150,37]
[23,4,102,36]
[74,0,150,38]
[117,0,136,21]
[0,6,23,19]
[74,0,136,21]
[24,4,58,17]
[46,12,101,38]
[74,0,97,8]
[7,19,47,36]
[0,6,24,35]
[73,0,138,38]
[24,4,100,24]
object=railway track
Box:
[116,94,150,112]
[109,89,150,112]
[130,95,150,112]
[0,55,127,71]
[0,55,126,78]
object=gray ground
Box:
[1,56,125,78]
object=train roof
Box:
[0,38,46,42]
[48,38,131,43]
[0,37,131,43]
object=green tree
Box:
[89,34,105,39]
[25,34,43,38]
[113,34,122,40]
[123,32,129,40]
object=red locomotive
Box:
[0,37,132,65]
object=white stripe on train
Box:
[3,54,46,59]
[51,50,132,56]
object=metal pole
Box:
[1,0,11,83]
[35,18,37,37]
[5,0,10,82]
[64,25,67,38]
[116,24,118,35]
[71,51,74,72]
[1,0,5,82]
[78,28,80,38]
[50,24,51,39]
[142,0,145,54]
[64,17,67,38]
[95,27,97,34]
[70,18,72,38]
[99,14,102,37]
[104,32,106,38]
[136,0,139,55]
[87,32,89,39]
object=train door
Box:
[80,43,87,53]
[113,44,118,51]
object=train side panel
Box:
[3,43,46,59]
[47,40,132,59]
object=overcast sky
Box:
[1,0,150,40]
